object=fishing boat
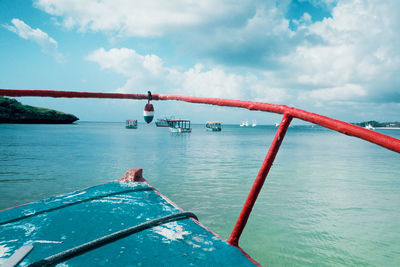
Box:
[125,119,137,129]
[155,118,172,127]
[169,119,192,133]
[1,88,400,266]
[206,121,222,131]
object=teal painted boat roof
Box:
[0,180,256,266]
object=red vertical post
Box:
[227,113,293,246]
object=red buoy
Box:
[144,103,154,123]
[143,91,154,124]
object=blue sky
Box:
[1,0,399,124]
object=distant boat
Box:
[155,118,172,127]
[206,121,222,131]
[274,123,279,127]
[252,120,257,127]
[125,119,137,129]
[169,119,192,133]
[240,121,249,127]
[365,124,375,130]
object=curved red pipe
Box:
[1,89,399,154]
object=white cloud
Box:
[86,48,168,90]
[35,0,253,37]
[276,0,400,106]
[86,48,152,76]
[303,84,366,102]
[51,0,399,118]
[86,47,288,102]
[5,18,57,45]
[4,18,65,62]
[176,64,242,98]
[292,12,312,29]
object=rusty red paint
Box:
[119,168,144,182]
[227,113,293,246]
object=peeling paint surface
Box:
[152,221,191,242]
[0,181,255,266]
[0,243,12,258]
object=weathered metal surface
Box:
[0,178,257,266]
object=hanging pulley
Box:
[143,91,154,124]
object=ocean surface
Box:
[1,122,399,266]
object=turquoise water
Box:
[1,122,399,266]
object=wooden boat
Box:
[1,89,399,266]
[0,169,257,266]
[206,121,222,131]
[125,119,137,129]
[169,119,192,133]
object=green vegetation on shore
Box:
[0,97,78,124]
[353,120,400,128]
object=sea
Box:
[1,122,399,266]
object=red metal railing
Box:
[1,88,400,246]
[226,113,293,245]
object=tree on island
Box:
[353,120,400,128]
[0,97,78,124]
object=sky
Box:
[1,0,399,124]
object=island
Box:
[353,120,400,128]
[0,97,79,124]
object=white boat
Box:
[365,124,375,130]
[240,121,249,127]
[274,123,279,127]
[252,120,257,127]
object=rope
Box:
[27,212,198,267]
